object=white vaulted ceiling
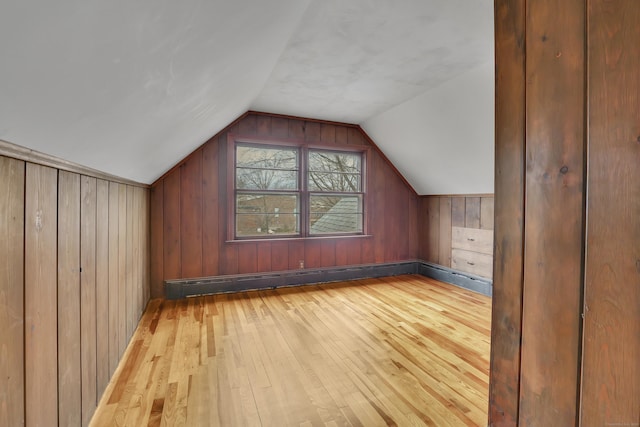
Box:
[0,0,494,194]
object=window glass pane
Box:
[309,195,363,234]
[308,150,361,192]
[309,151,361,173]
[237,145,298,169]
[308,171,361,192]
[236,194,299,236]
[236,168,298,190]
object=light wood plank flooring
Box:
[91,274,491,426]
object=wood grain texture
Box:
[81,176,98,426]
[163,171,181,280]
[180,153,203,278]
[452,227,494,255]
[0,156,25,427]
[57,171,82,427]
[438,197,452,267]
[464,197,481,229]
[451,197,466,228]
[117,184,127,358]
[489,1,526,425]
[480,197,494,230]
[519,0,586,425]
[150,113,419,296]
[108,182,120,377]
[91,275,491,427]
[96,179,110,399]
[425,197,440,264]
[25,163,59,427]
[580,0,640,424]
[150,181,164,298]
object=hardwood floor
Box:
[90,274,491,426]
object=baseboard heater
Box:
[164,260,492,300]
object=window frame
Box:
[227,135,369,241]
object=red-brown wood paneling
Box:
[580,1,640,424]
[202,140,220,277]
[150,181,164,298]
[0,157,25,427]
[25,163,58,427]
[57,171,81,427]
[271,241,289,271]
[180,153,203,278]
[150,113,419,296]
[163,170,181,280]
[489,3,526,426]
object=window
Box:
[232,139,365,239]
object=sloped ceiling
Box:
[0,0,494,194]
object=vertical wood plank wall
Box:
[418,195,494,267]
[150,113,419,297]
[0,157,25,426]
[490,0,640,425]
[0,155,150,427]
[580,0,640,424]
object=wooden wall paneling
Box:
[202,140,219,277]
[117,184,127,357]
[24,163,58,427]
[271,241,289,271]
[464,197,481,229]
[257,242,272,273]
[372,154,386,263]
[407,193,419,260]
[304,121,321,142]
[238,243,258,274]
[180,154,203,278]
[256,115,272,137]
[288,240,305,271]
[320,123,336,144]
[271,117,289,139]
[425,197,440,264]
[132,186,141,321]
[0,157,25,427]
[218,133,238,275]
[489,2,526,425]
[81,176,98,426]
[305,239,322,269]
[438,197,452,267]
[239,114,257,135]
[384,174,402,261]
[335,126,348,145]
[96,180,110,399]
[163,171,181,280]
[347,127,367,146]
[287,119,305,139]
[335,239,349,266]
[57,171,81,427]
[108,182,120,375]
[320,239,336,268]
[519,0,586,424]
[125,185,134,340]
[451,197,466,228]
[346,238,362,266]
[580,1,640,424]
[141,188,150,306]
[150,181,164,298]
[480,197,495,230]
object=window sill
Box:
[225,234,373,244]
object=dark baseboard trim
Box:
[164,260,492,300]
[418,261,492,297]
